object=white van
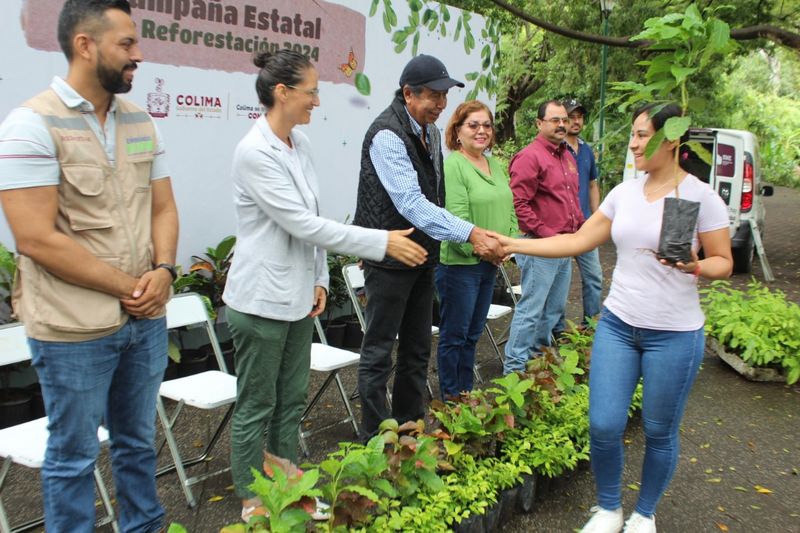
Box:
[623,128,773,273]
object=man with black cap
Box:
[557,98,602,330]
[353,54,504,438]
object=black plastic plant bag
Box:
[657,197,700,264]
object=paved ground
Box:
[3,187,799,532]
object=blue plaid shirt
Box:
[368,108,473,243]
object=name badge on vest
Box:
[126,136,154,156]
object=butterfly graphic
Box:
[339,49,358,77]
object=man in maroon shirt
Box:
[503,99,585,374]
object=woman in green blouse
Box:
[436,100,517,399]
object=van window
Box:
[716,143,736,177]
[679,141,714,183]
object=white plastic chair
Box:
[499,262,521,306]
[0,323,119,533]
[473,302,513,383]
[298,319,361,457]
[488,262,522,348]
[343,263,440,338]
[156,293,237,508]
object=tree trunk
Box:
[495,78,544,144]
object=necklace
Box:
[644,178,676,199]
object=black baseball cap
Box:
[563,98,587,115]
[399,54,465,91]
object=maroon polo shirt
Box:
[509,134,585,238]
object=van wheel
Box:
[732,239,754,274]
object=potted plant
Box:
[0,242,16,325]
[212,316,651,533]
[173,235,236,316]
[701,279,800,384]
[0,365,32,429]
[612,4,737,261]
[0,243,34,428]
[321,253,356,348]
[172,236,236,376]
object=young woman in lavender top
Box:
[491,102,732,533]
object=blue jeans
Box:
[503,254,572,374]
[589,308,704,518]
[555,248,603,333]
[29,317,168,533]
[435,262,496,398]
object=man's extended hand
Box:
[386,228,428,267]
[485,230,517,258]
[469,226,505,264]
[121,268,173,318]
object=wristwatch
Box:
[155,263,178,281]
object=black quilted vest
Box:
[353,94,444,269]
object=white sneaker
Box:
[623,511,656,533]
[580,506,624,533]
[311,498,330,521]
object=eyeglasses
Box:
[286,85,320,97]
[462,121,493,132]
[542,117,570,125]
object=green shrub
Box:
[702,279,800,384]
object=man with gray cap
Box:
[353,54,503,438]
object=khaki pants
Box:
[227,308,312,499]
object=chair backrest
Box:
[0,322,30,367]
[166,293,229,374]
[342,263,367,331]
[313,317,328,345]
[498,263,520,306]
[166,293,213,329]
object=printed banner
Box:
[21,0,366,85]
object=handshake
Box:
[469,226,509,265]
[385,227,516,268]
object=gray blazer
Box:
[223,119,387,322]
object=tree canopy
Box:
[485,0,800,50]
[441,0,800,187]
[373,0,800,187]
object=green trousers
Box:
[227,308,313,499]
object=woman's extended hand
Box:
[485,231,516,257]
[386,228,428,267]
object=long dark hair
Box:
[253,50,313,109]
[632,102,686,155]
[631,102,683,131]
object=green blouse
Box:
[440,151,518,265]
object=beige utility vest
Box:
[13,89,157,341]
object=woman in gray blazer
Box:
[223,49,427,522]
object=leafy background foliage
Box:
[702,280,800,384]
[373,0,800,190]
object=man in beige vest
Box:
[0,1,178,531]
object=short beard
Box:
[97,54,136,94]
